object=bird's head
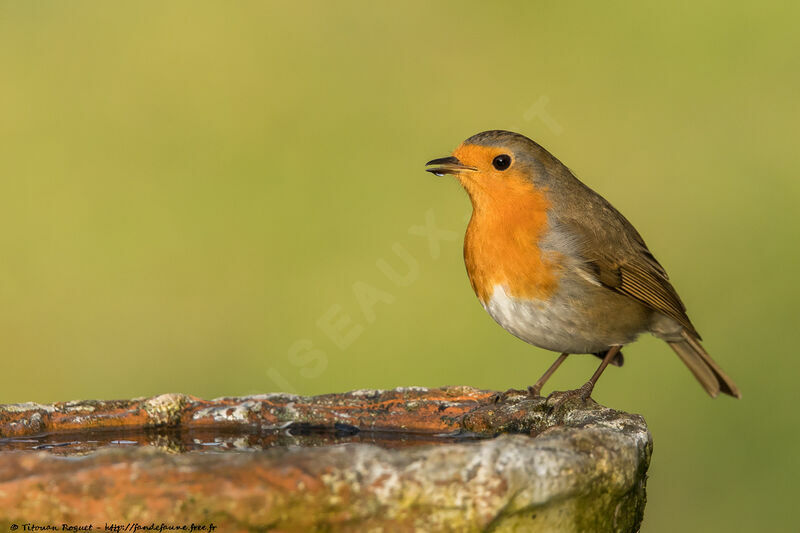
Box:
[425,130,563,205]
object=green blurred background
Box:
[1,1,798,530]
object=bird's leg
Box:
[578,345,622,400]
[528,352,569,397]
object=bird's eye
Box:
[492,154,511,171]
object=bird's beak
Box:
[425,156,478,176]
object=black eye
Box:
[492,154,511,171]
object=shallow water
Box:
[0,424,489,456]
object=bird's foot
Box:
[489,388,529,404]
[544,382,596,410]
[577,381,594,401]
[526,385,544,398]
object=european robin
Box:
[426,130,740,399]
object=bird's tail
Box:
[667,331,741,398]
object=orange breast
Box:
[462,173,561,304]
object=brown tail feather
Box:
[667,331,741,398]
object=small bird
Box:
[426,130,740,399]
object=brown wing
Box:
[549,180,701,339]
[587,251,701,339]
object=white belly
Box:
[483,284,638,354]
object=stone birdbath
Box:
[0,386,651,532]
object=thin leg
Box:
[580,345,622,399]
[528,352,569,397]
